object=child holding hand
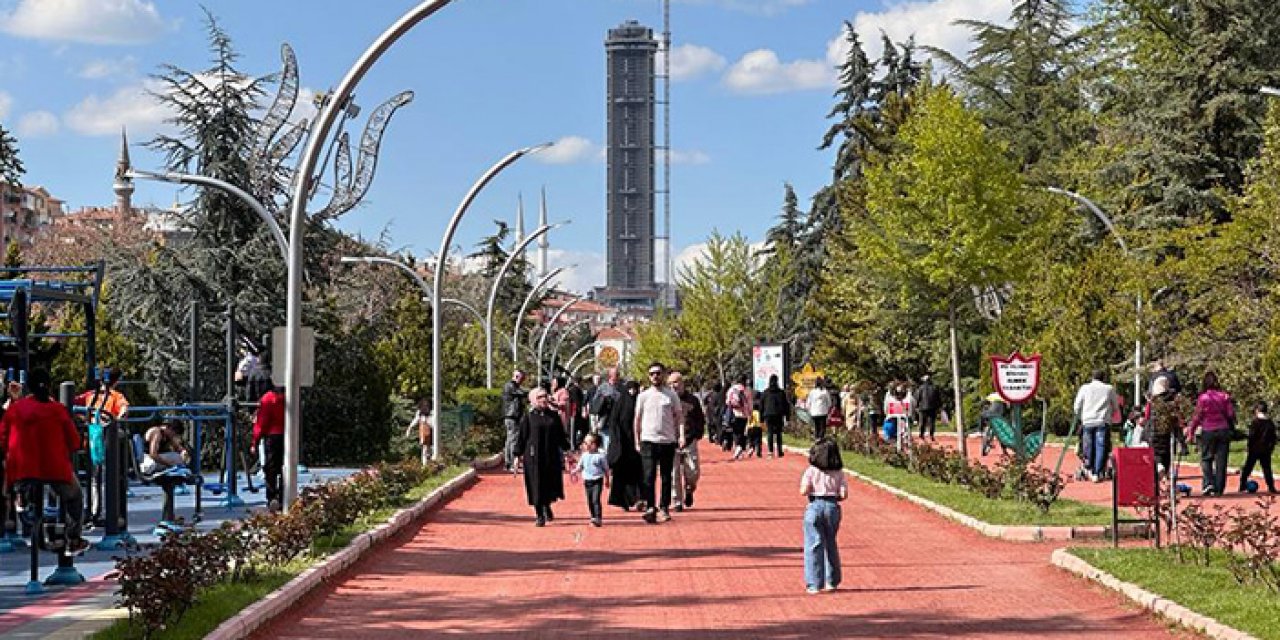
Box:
[572,433,610,526]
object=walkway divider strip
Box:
[1051,548,1259,640]
[206,454,504,640]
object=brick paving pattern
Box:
[255,443,1184,639]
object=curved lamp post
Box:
[511,266,568,365]
[431,143,551,459]
[283,0,459,508]
[562,341,598,378]
[126,169,289,263]
[485,221,566,388]
[1045,186,1141,404]
[535,295,583,382]
[549,318,593,380]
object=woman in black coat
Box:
[514,387,569,526]
[607,381,644,510]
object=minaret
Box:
[113,127,134,214]
[514,192,526,260]
[537,186,550,278]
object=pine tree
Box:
[0,123,22,187]
[929,0,1089,177]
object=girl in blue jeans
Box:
[800,438,848,594]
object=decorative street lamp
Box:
[485,221,566,388]
[536,295,584,382]
[549,318,593,380]
[126,169,290,263]
[1045,186,1140,405]
[284,0,460,506]
[431,143,552,459]
[511,267,568,365]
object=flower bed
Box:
[102,460,449,640]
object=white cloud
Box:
[64,79,172,136]
[78,55,138,80]
[0,0,175,45]
[16,110,58,137]
[544,248,607,296]
[658,44,727,81]
[535,136,601,165]
[675,0,813,16]
[850,0,1010,64]
[0,92,12,121]
[723,48,834,94]
[658,148,711,165]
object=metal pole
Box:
[126,170,288,264]
[485,223,563,388]
[562,342,598,378]
[536,295,584,382]
[550,318,593,379]
[1045,187,1141,403]
[285,0,459,508]
[433,145,550,461]
[511,267,567,364]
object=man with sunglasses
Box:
[634,362,684,523]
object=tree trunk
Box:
[948,301,966,457]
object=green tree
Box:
[629,306,685,381]
[1094,0,1280,227]
[930,0,1090,179]
[855,86,1028,452]
[0,122,22,187]
[677,232,758,385]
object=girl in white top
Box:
[800,438,848,594]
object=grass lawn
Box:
[1070,547,1280,640]
[92,464,469,640]
[784,435,1113,526]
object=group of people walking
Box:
[1074,361,1277,496]
[503,362,849,595]
[504,362,707,526]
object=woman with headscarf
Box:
[607,380,644,510]
[514,386,569,526]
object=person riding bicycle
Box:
[979,393,1008,455]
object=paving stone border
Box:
[783,444,1145,542]
[1051,548,1259,640]
[205,454,503,640]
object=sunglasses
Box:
[648,370,663,376]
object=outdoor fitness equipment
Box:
[0,264,102,595]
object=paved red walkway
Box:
[255,446,1182,639]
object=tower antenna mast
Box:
[660,0,673,305]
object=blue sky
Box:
[0,0,1011,293]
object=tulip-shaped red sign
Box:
[990,351,1041,404]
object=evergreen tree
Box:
[929,0,1090,178]
[819,24,875,181]
[0,123,22,187]
[1096,0,1280,227]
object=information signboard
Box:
[990,351,1041,404]
[752,344,787,392]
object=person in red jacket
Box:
[250,385,285,510]
[0,368,89,554]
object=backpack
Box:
[727,385,745,411]
[87,392,109,466]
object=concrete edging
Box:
[205,454,502,640]
[1051,548,1259,640]
[783,444,1143,542]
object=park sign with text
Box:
[990,351,1041,404]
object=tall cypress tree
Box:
[0,123,22,187]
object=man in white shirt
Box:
[634,361,684,524]
[1073,369,1118,482]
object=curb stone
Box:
[1051,548,1260,640]
[782,445,1146,542]
[204,454,502,640]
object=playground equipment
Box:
[0,264,102,592]
[984,398,1050,461]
